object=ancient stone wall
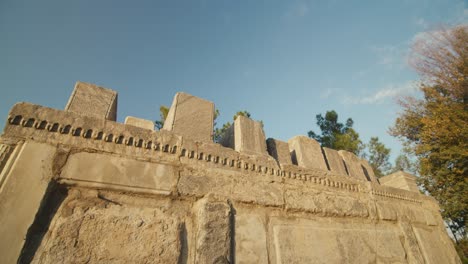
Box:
[0,82,461,263]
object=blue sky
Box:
[1,0,466,163]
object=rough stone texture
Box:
[399,221,425,263]
[163,92,215,142]
[285,187,369,217]
[338,150,369,181]
[60,152,178,195]
[30,189,185,264]
[380,171,420,192]
[270,218,407,264]
[322,147,347,176]
[360,158,378,183]
[288,136,327,170]
[235,212,268,264]
[124,116,154,130]
[0,86,461,264]
[0,144,13,174]
[65,81,118,121]
[220,116,268,156]
[266,138,292,166]
[413,225,461,264]
[178,168,284,207]
[0,142,55,264]
[194,196,232,264]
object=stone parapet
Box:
[4,102,427,205]
[163,92,215,142]
[0,85,460,263]
[65,81,118,121]
[220,115,268,157]
[288,136,328,170]
[380,171,420,192]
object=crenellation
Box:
[288,136,328,170]
[65,81,118,121]
[338,150,370,181]
[0,84,460,264]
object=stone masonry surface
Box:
[0,81,461,263]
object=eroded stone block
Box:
[124,116,154,130]
[360,159,378,183]
[60,152,177,195]
[163,92,215,142]
[266,138,292,166]
[338,150,368,181]
[0,142,55,264]
[413,226,461,264]
[235,213,268,264]
[322,147,347,176]
[220,116,268,156]
[288,136,327,170]
[65,81,118,121]
[379,171,419,192]
[30,191,183,264]
[270,219,407,264]
[194,196,232,263]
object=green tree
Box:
[155,105,169,130]
[213,110,264,143]
[308,110,364,155]
[390,25,468,243]
[391,154,416,174]
[156,107,257,143]
[366,137,391,178]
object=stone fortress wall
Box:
[0,82,461,263]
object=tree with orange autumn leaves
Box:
[390,25,467,246]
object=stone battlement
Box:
[0,82,460,263]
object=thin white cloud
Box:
[285,2,309,18]
[343,81,418,105]
[370,44,408,70]
[320,88,334,99]
[414,17,428,28]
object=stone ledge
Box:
[4,102,427,204]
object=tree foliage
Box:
[155,106,258,143]
[155,105,169,130]
[213,110,263,143]
[366,137,392,178]
[308,110,364,155]
[390,25,468,242]
[391,154,416,174]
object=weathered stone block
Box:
[60,152,178,195]
[163,92,215,142]
[338,150,368,181]
[124,116,154,130]
[413,226,461,264]
[220,115,268,156]
[194,196,232,263]
[376,201,397,221]
[65,81,118,121]
[235,213,268,264]
[360,159,378,183]
[270,218,407,264]
[266,138,292,166]
[30,191,183,264]
[0,142,55,264]
[322,147,347,176]
[379,171,419,192]
[285,187,369,217]
[288,136,327,170]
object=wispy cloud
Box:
[285,2,309,18]
[343,81,418,105]
[320,88,335,99]
[370,44,408,69]
[414,17,429,28]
